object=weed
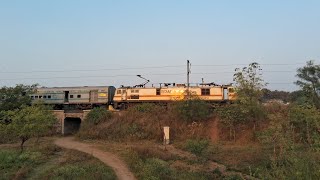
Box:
[184,139,209,157]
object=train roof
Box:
[36,86,114,91]
[117,85,233,89]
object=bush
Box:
[184,139,209,156]
[142,158,173,180]
[83,107,112,126]
[123,149,173,180]
[173,99,211,122]
[132,103,158,113]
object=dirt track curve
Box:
[54,137,136,180]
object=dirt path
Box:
[54,137,136,180]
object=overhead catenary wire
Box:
[0,65,185,74]
[0,62,310,74]
[192,62,307,67]
[0,72,186,81]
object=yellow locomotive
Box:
[113,83,235,109]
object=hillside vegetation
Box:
[1,61,320,179]
[77,61,320,179]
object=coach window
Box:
[131,90,134,93]
[77,95,81,98]
[39,96,42,99]
[30,96,34,99]
[117,90,121,94]
[43,95,47,99]
[48,95,51,99]
[201,89,210,95]
[156,88,160,95]
[35,96,38,99]
[229,88,234,93]
[70,95,74,98]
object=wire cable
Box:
[0,65,185,74]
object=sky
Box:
[0,0,319,91]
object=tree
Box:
[4,104,56,152]
[296,61,320,109]
[261,88,290,103]
[233,62,266,130]
[0,84,37,111]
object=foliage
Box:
[0,84,37,111]
[83,107,112,126]
[173,99,211,123]
[257,102,320,179]
[233,62,265,102]
[133,103,158,113]
[261,88,290,103]
[233,62,266,124]
[3,104,56,151]
[289,90,311,104]
[216,63,266,142]
[215,104,248,141]
[261,150,320,179]
[296,60,320,109]
[122,149,219,180]
[184,139,209,156]
[289,104,320,149]
[258,104,294,159]
[0,150,43,179]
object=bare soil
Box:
[54,137,136,180]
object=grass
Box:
[206,143,270,176]
[0,138,116,180]
[122,149,221,180]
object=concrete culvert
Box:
[64,117,81,135]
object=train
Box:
[30,83,235,110]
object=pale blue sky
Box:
[1,0,319,91]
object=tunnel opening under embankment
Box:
[64,117,81,135]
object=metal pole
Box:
[187,60,190,98]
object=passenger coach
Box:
[30,86,116,109]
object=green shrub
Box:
[174,99,211,122]
[83,107,112,126]
[184,139,209,156]
[261,151,320,179]
[142,158,173,180]
[132,103,158,113]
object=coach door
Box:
[121,89,127,100]
[223,88,229,101]
[89,90,98,103]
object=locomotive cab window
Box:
[201,88,210,95]
[77,95,81,98]
[117,90,121,94]
[229,88,235,93]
